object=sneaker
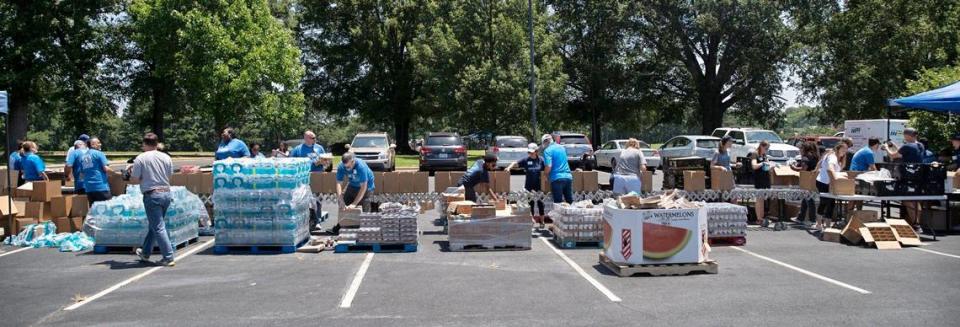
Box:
[135,248,150,263]
[156,258,176,267]
[913,225,924,234]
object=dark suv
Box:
[418,132,468,172]
[550,131,596,171]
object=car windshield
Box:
[820,139,840,148]
[559,135,589,145]
[426,136,460,146]
[696,139,720,149]
[352,136,387,148]
[496,137,527,148]
[746,131,783,144]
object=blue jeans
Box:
[551,178,574,204]
[142,191,174,260]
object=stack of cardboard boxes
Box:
[169,172,215,195]
[3,181,89,237]
[539,171,601,193]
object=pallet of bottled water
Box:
[86,185,203,250]
[549,201,604,248]
[212,158,313,250]
[703,202,748,238]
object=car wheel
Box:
[610,158,616,172]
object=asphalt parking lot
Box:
[2,172,959,326]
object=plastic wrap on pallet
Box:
[3,221,95,252]
[703,202,748,237]
[550,201,604,242]
[337,202,419,244]
[448,214,531,248]
[84,185,202,247]
[212,158,312,246]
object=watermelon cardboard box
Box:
[602,203,708,265]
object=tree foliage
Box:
[905,65,960,153]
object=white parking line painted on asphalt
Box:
[0,247,31,258]
[539,237,622,302]
[912,247,960,259]
[731,247,871,294]
[64,239,214,311]
[339,252,374,309]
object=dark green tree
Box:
[634,1,792,134]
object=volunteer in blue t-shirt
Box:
[290,130,327,172]
[336,152,375,211]
[850,138,880,172]
[215,128,250,160]
[66,140,89,194]
[77,138,114,204]
[9,141,24,186]
[541,134,574,204]
[883,128,924,231]
[21,141,48,182]
[950,133,960,171]
[249,143,266,159]
[505,143,546,224]
[456,154,500,202]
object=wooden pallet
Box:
[448,243,530,252]
[334,242,418,253]
[213,237,309,254]
[93,237,199,254]
[599,253,718,277]
[708,235,746,246]
[552,237,604,249]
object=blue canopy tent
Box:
[885,81,960,141]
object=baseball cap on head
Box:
[527,143,538,152]
[78,134,90,142]
[540,134,552,144]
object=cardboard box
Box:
[449,172,465,188]
[170,173,189,187]
[414,172,429,193]
[921,207,960,231]
[321,173,338,194]
[13,217,37,234]
[0,196,19,216]
[885,218,922,246]
[494,171,510,193]
[572,171,584,192]
[602,204,708,265]
[186,173,203,193]
[821,228,842,242]
[841,210,879,244]
[70,195,89,218]
[69,217,84,232]
[447,201,475,215]
[199,173,214,194]
[859,222,901,250]
[53,217,71,233]
[948,172,960,191]
[25,201,53,220]
[397,172,415,193]
[14,201,26,217]
[641,171,653,193]
[383,172,399,194]
[770,166,800,186]
[108,172,126,196]
[310,172,324,193]
[50,195,75,218]
[471,205,496,219]
[799,171,818,192]
[338,207,362,227]
[374,172,386,194]
[683,171,706,192]
[31,181,61,202]
[434,172,451,193]
[829,172,856,195]
[495,199,507,210]
[710,167,735,191]
[581,171,599,192]
[15,183,33,198]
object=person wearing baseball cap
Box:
[504,143,547,226]
[541,134,574,204]
[883,127,925,232]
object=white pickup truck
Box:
[710,128,801,163]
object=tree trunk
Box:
[590,104,602,148]
[698,86,725,135]
[394,115,413,155]
[150,78,166,142]
[7,86,30,154]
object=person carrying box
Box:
[456,154,500,203]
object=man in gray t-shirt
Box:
[129,133,177,267]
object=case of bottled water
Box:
[212,158,313,246]
[85,185,204,246]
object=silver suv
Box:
[347,132,396,171]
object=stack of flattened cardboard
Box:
[859,222,901,250]
[841,210,879,244]
[618,190,700,210]
[885,218,922,246]
[448,210,531,250]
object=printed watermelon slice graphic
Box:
[643,222,692,259]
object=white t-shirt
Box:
[817,153,841,184]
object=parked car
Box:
[658,135,722,161]
[418,132,468,172]
[710,128,801,163]
[550,131,596,170]
[787,135,842,155]
[282,139,332,171]
[595,139,661,171]
[489,135,529,170]
[347,132,396,171]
